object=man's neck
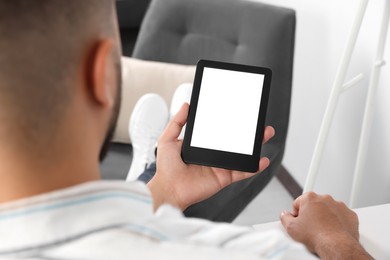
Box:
[0,140,101,204]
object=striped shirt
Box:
[0,181,315,259]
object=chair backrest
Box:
[133,0,295,160]
[116,0,151,56]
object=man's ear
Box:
[89,39,115,108]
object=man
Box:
[0,1,373,259]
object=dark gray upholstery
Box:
[116,0,151,56]
[132,0,296,222]
[100,143,132,180]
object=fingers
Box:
[292,196,302,216]
[258,157,270,172]
[159,103,189,142]
[231,157,270,183]
[280,210,295,232]
[291,192,317,216]
[236,156,270,179]
[262,126,275,144]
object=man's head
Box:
[0,0,121,163]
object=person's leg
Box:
[126,93,169,181]
[137,162,156,183]
[136,83,193,182]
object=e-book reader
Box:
[181,60,272,172]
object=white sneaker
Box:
[170,83,193,140]
[126,93,169,181]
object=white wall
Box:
[251,0,390,207]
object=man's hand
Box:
[147,103,275,211]
[280,192,373,259]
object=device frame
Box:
[181,60,272,172]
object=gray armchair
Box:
[102,0,295,222]
[132,0,296,222]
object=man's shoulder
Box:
[0,180,151,210]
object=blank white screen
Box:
[190,67,264,155]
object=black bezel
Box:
[181,60,272,173]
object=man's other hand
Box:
[147,103,275,211]
[280,192,373,259]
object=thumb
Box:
[159,103,189,142]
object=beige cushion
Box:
[113,57,196,144]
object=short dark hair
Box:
[0,0,114,147]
